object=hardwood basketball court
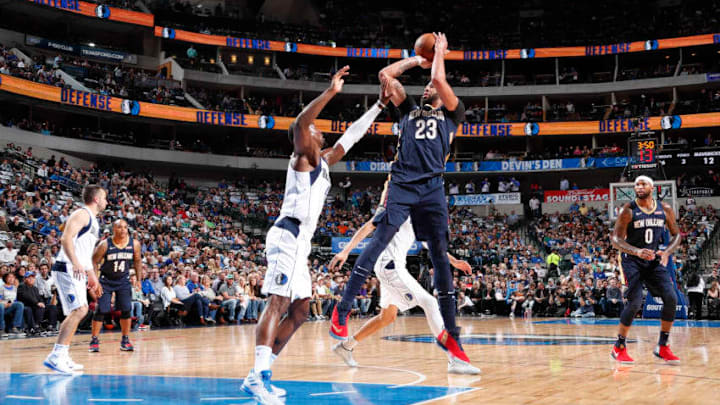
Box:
[2,316,718,404]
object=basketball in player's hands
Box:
[414,33,435,61]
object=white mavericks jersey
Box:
[56,206,100,270]
[380,215,416,270]
[278,157,331,238]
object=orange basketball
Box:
[414,33,435,61]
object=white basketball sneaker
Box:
[241,369,284,405]
[67,357,84,371]
[447,356,481,375]
[332,342,358,367]
[43,352,82,375]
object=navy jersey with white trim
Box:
[390,97,465,183]
[100,238,134,281]
[625,200,666,253]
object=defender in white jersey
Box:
[44,185,106,375]
[241,66,390,405]
[328,203,480,374]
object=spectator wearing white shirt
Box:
[498,180,508,193]
[37,164,48,178]
[481,179,490,193]
[465,181,475,194]
[0,241,19,264]
[529,196,540,217]
[560,177,570,191]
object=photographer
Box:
[571,289,596,318]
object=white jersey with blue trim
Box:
[56,206,100,270]
[278,157,331,238]
[374,204,417,270]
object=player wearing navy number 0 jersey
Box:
[610,176,683,365]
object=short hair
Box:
[82,184,104,205]
[287,121,296,145]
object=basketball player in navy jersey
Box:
[610,176,682,364]
[240,67,390,405]
[89,219,143,352]
[330,33,474,367]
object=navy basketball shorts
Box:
[97,276,132,313]
[374,176,448,241]
[621,257,676,304]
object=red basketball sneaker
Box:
[611,345,634,364]
[436,329,470,363]
[654,345,680,365]
[329,306,349,341]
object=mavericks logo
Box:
[121,100,140,116]
[95,5,111,19]
[274,273,288,286]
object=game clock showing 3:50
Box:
[629,138,657,169]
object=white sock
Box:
[344,336,358,350]
[254,345,272,372]
[269,353,278,367]
[53,344,69,355]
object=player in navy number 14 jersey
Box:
[89,219,143,353]
[330,33,478,371]
[610,176,683,365]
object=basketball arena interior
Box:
[1,0,720,404]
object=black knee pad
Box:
[120,310,132,319]
[93,311,107,322]
[661,294,678,322]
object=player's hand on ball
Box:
[637,248,656,261]
[416,55,432,69]
[433,32,449,55]
[330,66,350,93]
[329,252,348,271]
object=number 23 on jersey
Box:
[415,119,437,140]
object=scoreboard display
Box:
[629,138,657,170]
[659,148,720,167]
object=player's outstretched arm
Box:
[378,56,429,106]
[323,96,388,165]
[329,219,376,271]
[430,33,459,112]
[292,66,349,161]
[610,204,655,260]
[657,202,682,266]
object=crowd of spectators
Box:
[1,140,719,338]
[147,0,718,51]
[0,45,66,88]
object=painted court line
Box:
[309,390,359,397]
[409,387,483,405]
[88,399,144,402]
[5,395,45,400]
[199,397,251,401]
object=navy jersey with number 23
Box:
[390,97,465,183]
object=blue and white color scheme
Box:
[448,193,521,206]
[345,157,628,173]
[0,373,474,405]
[384,333,638,346]
[332,237,423,255]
